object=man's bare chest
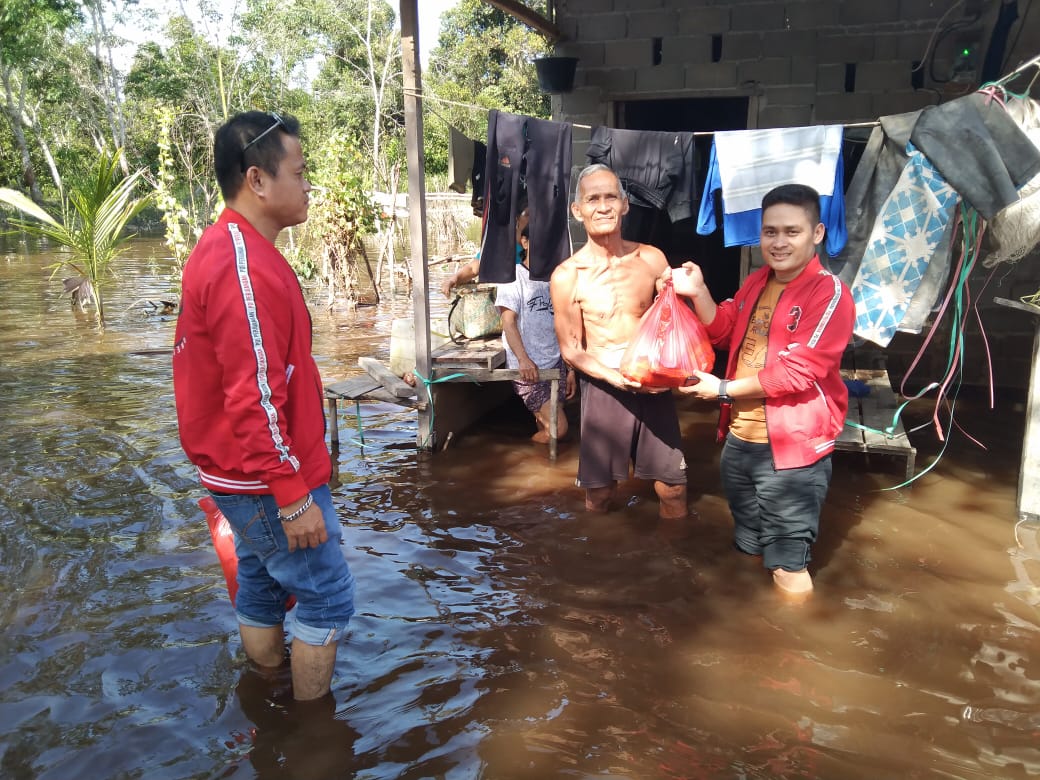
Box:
[576,264,655,319]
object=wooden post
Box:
[996,297,1040,522]
[399,0,434,450]
[549,377,559,461]
[327,397,339,450]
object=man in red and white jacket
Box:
[672,184,854,598]
[173,111,354,701]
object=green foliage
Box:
[0,0,80,65]
[153,105,193,267]
[422,0,551,182]
[0,148,152,328]
[426,0,551,125]
[289,131,378,302]
[241,0,403,191]
[1,0,536,308]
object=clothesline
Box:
[403,88,881,134]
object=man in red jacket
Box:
[672,184,854,598]
[173,111,355,700]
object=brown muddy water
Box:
[0,235,1038,780]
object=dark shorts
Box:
[720,432,833,572]
[513,360,568,414]
[576,375,686,489]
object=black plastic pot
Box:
[534,56,579,93]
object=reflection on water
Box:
[1,236,1038,779]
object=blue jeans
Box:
[209,484,355,646]
[720,433,832,573]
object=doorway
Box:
[617,96,750,301]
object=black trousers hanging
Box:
[480,110,572,283]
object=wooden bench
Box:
[429,336,562,459]
[324,375,425,450]
[836,369,917,481]
[325,338,562,459]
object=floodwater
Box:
[1,235,1038,780]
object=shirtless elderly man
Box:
[550,164,688,519]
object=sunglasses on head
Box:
[240,112,286,173]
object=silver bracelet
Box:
[279,493,313,523]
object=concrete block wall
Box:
[554,0,957,138]
[550,0,1040,390]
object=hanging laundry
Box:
[585,126,698,223]
[850,144,960,347]
[831,110,920,285]
[910,92,1040,220]
[448,127,475,194]
[895,216,956,335]
[984,97,1040,267]
[480,110,572,283]
[715,126,843,211]
[471,141,487,217]
[696,126,847,256]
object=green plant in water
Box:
[154,105,191,268]
[290,132,378,304]
[0,148,152,329]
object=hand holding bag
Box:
[620,278,715,388]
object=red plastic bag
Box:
[199,496,296,610]
[620,278,715,388]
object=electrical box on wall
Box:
[945,24,986,84]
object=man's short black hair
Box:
[761,184,821,226]
[214,111,301,201]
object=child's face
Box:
[515,208,530,243]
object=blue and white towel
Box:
[713,126,844,214]
[696,141,847,257]
[851,144,960,347]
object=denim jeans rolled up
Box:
[209,484,355,646]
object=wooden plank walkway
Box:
[324,375,425,450]
[836,368,917,481]
[324,337,562,459]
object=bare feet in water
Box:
[772,568,813,602]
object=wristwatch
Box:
[717,379,734,404]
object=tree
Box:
[125,13,296,258]
[423,0,551,171]
[0,0,81,201]
[241,0,403,192]
[288,131,379,304]
[0,148,151,329]
[81,0,135,160]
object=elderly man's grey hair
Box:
[573,163,628,203]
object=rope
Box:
[1021,286,1040,309]
[351,400,365,448]
[876,202,993,490]
[411,369,481,449]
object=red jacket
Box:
[173,208,330,505]
[706,256,854,470]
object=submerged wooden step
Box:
[837,368,916,481]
